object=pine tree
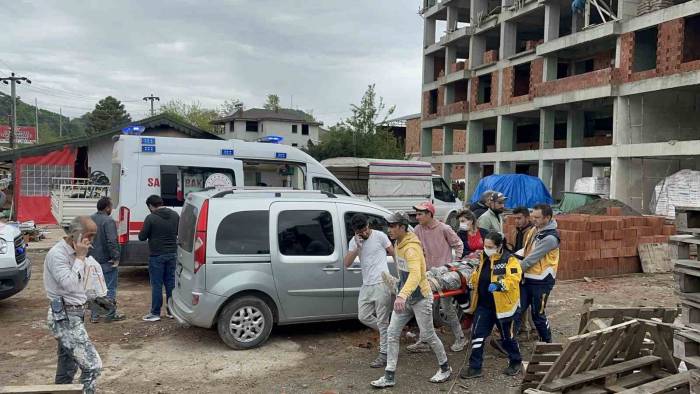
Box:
[86,96,131,134]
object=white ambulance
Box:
[111,135,353,264]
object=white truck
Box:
[0,223,30,300]
[321,157,462,227]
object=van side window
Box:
[343,212,389,243]
[216,211,270,254]
[178,203,198,253]
[432,177,455,202]
[312,177,349,196]
[278,210,334,256]
[160,166,236,207]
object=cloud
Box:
[0,0,423,124]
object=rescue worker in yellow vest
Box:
[460,231,522,379]
[514,203,560,343]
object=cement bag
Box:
[651,169,700,218]
[574,177,610,196]
[83,256,108,299]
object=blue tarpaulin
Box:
[470,174,554,209]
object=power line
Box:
[0,72,31,149]
[142,93,160,116]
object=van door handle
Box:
[347,267,362,272]
[322,266,340,272]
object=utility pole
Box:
[34,98,39,143]
[142,93,160,116]
[0,72,32,150]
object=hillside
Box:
[0,92,87,145]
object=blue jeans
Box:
[515,282,554,343]
[148,254,176,316]
[469,306,521,370]
[91,268,119,320]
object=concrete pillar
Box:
[610,157,643,211]
[500,21,517,60]
[496,161,515,174]
[540,109,555,149]
[421,127,433,157]
[469,36,486,68]
[538,160,554,190]
[447,6,458,32]
[424,18,436,46]
[544,2,561,42]
[423,56,435,84]
[466,163,482,200]
[468,120,484,154]
[572,10,584,33]
[543,55,558,82]
[565,159,584,191]
[443,162,453,183]
[566,110,585,148]
[497,115,515,152]
[446,46,457,74]
[443,126,454,155]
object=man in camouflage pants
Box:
[44,216,102,393]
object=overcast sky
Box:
[0,1,424,126]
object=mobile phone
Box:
[72,232,83,244]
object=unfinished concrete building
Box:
[418,0,700,213]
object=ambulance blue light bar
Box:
[260,135,284,144]
[221,149,234,156]
[141,137,156,145]
[122,125,146,135]
[142,145,156,153]
[275,152,287,159]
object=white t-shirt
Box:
[349,230,392,286]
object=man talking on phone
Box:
[43,216,102,393]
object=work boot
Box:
[489,338,508,357]
[381,272,398,295]
[105,312,126,322]
[370,371,395,388]
[406,341,430,353]
[370,353,387,368]
[429,366,452,383]
[460,367,482,379]
[504,361,522,376]
[451,336,468,352]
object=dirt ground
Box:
[0,250,680,394]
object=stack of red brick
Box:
[504,207,675,280]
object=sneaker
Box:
[142,313,161,322]
[451,336,468,352]
[381,272,399,295]
[406,341,431,353]
[460,367,482,379]
[105,312,126,322]
[370,375,395,388]
[429,367,452,383]
[370,353,387,368]
[504,361,522,376]
[489,338,508,357]
[165,306,174,319]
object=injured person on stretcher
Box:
[383,254,478,300]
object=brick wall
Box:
[454,129,466,152]
[484,50,499,64]
[405,118,421,156]
[451,164,465,180]
[533,68,613,97]
[450,61,467,73]
[470,72,499,111]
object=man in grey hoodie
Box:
[514,204,560,343]
[139,195,179,322]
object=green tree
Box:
[159,99,219,133]
[304,84,403,161]
[263,94,281,111]
[0,92,82,145]
[218,98,242,116]
[86,96,131,134]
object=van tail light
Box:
[118,207,130,245]
[193,199,209,274]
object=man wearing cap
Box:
[371,211,451,388]
[469,190,494,219]
[411,201,466,353]
[478,192,507,234]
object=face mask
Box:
[484,248,498,257]
[459,223,468,231]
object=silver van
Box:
[168,188,395,349]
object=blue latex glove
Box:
[488,283,500,293]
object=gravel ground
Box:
[0,250,679,393]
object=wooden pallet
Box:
[526,371,690,393]
[521,343,564,391]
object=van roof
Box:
[321,157,434,169]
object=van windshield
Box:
[242,160,305,189]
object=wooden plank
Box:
[0,385,83,394]
[645,324,678,373]
[670,235,700,245]
[540,356,661,392]
[676,260,700,270]
[617,371,689,394]
[575,330,615,375]
[561,336,597,377]
[690,369,700,394]
[639,243,673,273]
[539,342,583,386]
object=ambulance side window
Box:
[160,166,236,207]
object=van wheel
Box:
[217,296,274,350]
[433,298,464,328]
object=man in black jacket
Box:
[89,197,125,323]
[139,195,179,322]
[510,206,533,254]
[469,190,494,219]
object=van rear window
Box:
[215,211,270,254]
[178,203,198,253]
